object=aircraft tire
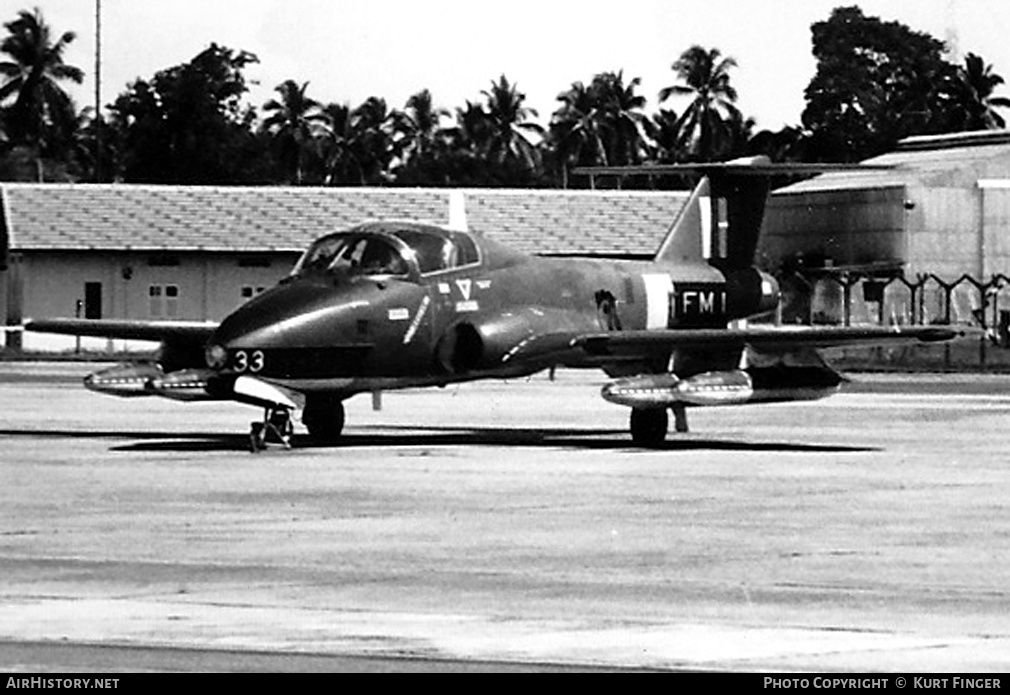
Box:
[630,408,668,447]
[302,395,346,444]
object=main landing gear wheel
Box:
[630,407,668,448]
[250,406,293,452]
[302,395,346,445]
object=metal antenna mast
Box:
[94,0,103,182]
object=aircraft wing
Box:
[25,318,218,344]
[571,325,967,358]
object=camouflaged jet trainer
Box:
[27,160,963,450]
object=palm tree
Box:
[592,71,651,166]
[549,71,651,185]
[317,102,362,185]
[433,100,491,186]
[0,8,84,180]
[651,108,680,163]
[314,97,396,186]
[350,96,397,185]
[480,75,544,178]
[391,89,451,184]
[550,79,606,180]
[394,89,448,164]
[659,45,742,161]
[946,53,1010,131]
[453,100,492,152]
[261,79,324,184]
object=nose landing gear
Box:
[249,406,293,452]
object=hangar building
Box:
[761,130,1010,326]
[0,186,686,350]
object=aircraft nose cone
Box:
[212,279,336,349]
[207,278,374,380]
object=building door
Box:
[84,282,102,319]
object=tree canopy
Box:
[803,5,966,161]
[107,44,265,183]
[2,6,1010,186]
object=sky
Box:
[10,0,1010,132]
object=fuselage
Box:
[205,221,779,397]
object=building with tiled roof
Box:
[0,186,686,349]
[1,185,686,256]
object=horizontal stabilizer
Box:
[581,158,898,270]
[573,160,897,178]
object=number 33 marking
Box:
[233,350,265,373]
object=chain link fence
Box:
[777,270,1010,370]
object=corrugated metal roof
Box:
[773,130,1010,194]
[0,184,686,257]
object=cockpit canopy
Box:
[290,223,480,280]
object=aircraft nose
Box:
[211,280,335,349]
[205,279,372,379]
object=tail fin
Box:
[654,176,712,265]
[0,187,8,271]
[654,161,770,269]
[710,172,771,269]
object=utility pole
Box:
[94,0,103,182]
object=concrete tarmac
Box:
[1,362,1009,672]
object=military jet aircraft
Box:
[26,160,962,450]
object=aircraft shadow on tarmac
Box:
[0,427,878,454]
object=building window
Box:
[149,284,179,318]
[147,255,181,267]
[238,256,272,268]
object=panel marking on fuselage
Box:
[403,295,430,344]
[700,195,713,259]
[388,308,410,321]
[673,284,727,322]
[642,273,673,329]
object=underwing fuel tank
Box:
[603,371,754,407]
[84,362,164,397]
[84,363,224,401]
[148,368,224,401]
[602,366,844,408]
